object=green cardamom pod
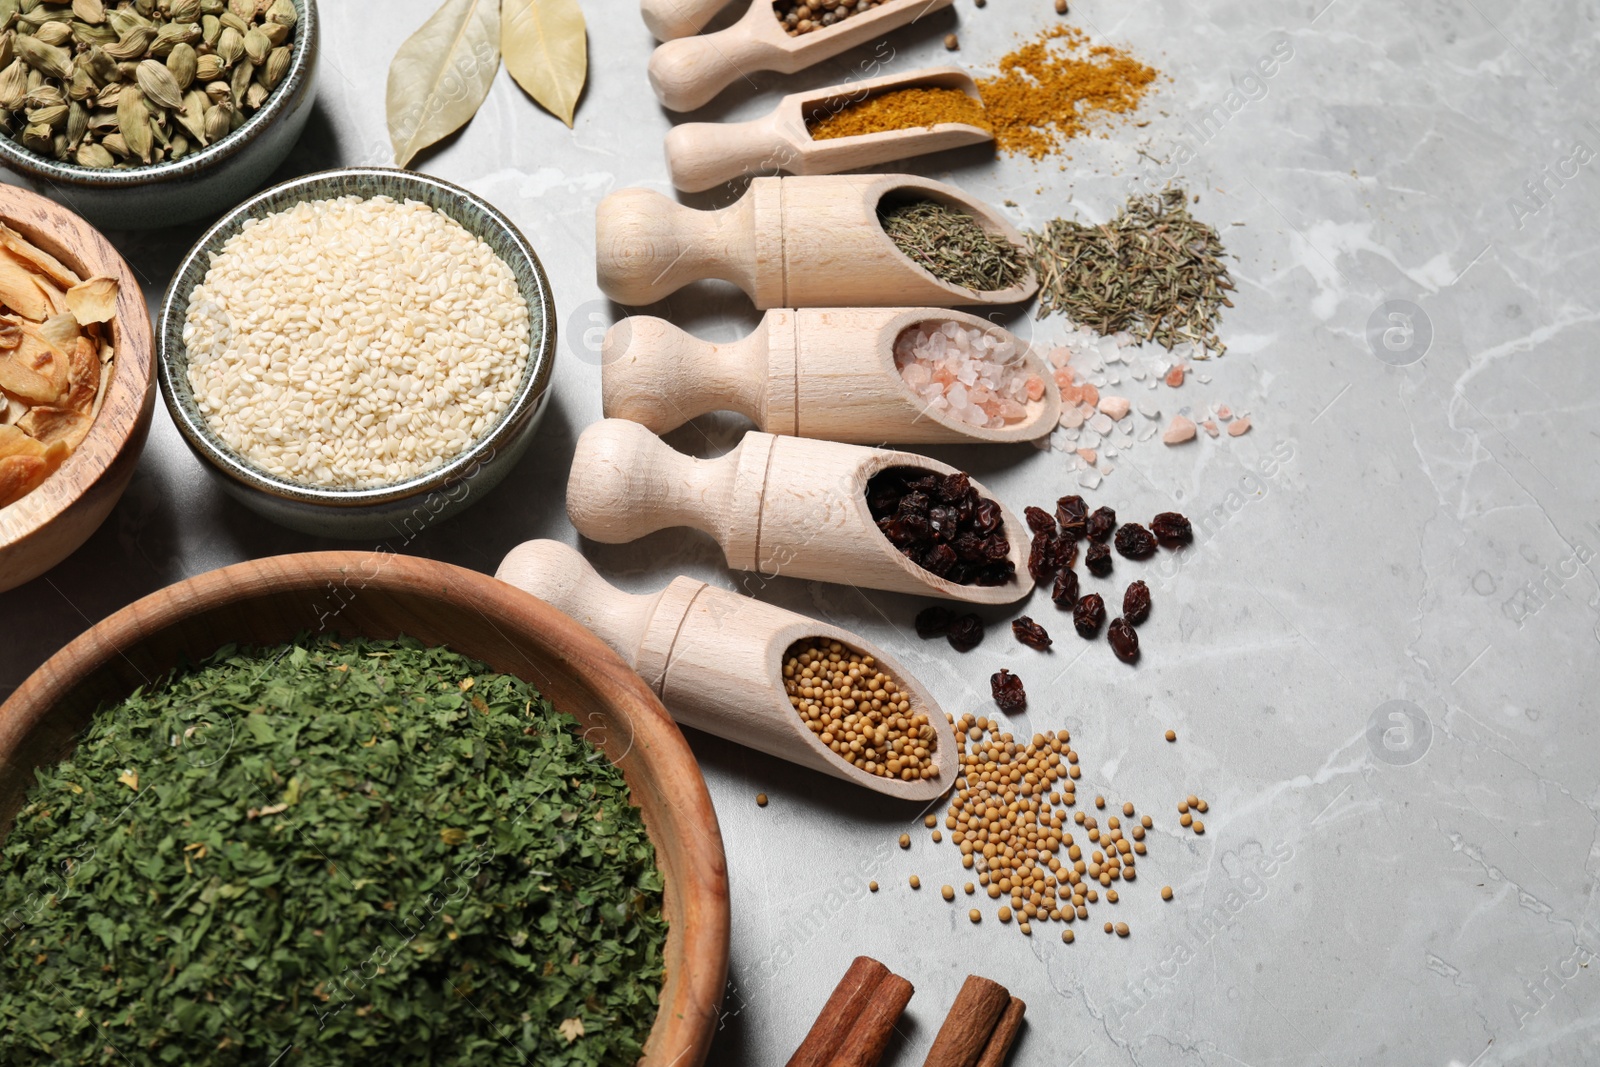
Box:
[136,58,184,110]
[168,0,203,23]
[102,24,153,59]
[24,101,64,127]
[86,105,116,131]
[83,44,115,82]
[70,0,105,24]
[243,78,265,109]
[0,57,23,110]
[21,82,60,107]
[20,120,49,151]
[200,12,218,45]
[260,43,288,91]
[194,52,221,80]
[36,21,71,46]
[166,42,197,90]
[149,113,169,148]
[75,140,115,167]
[94,82,121,108]
[202,79,228,104]
[115,82,152,162]
[200,0,224,13]
[228,56,250,106]
[217,10,246,34]
[135,0,158,15]
[66,98,85,146]
[0,29,12,69]
[0,0,16,32]
[70,20,118,47]
[149,22,200,58]
[18,6,66,29]
[114,60,139,81]
[99,129,128,157]
[66,62,96,101]
[202,95,230,141]
[176,85,206,141]
[215,24,241,65]
[265,0,294,27]
[14,34,72,79]
[106,8,151,37]
[242,27,268,66]
[170,130,189,158]
[258,18,286,46]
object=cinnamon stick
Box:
[922,974,1013,1067]
[974,996,1027,1067]
[786,956,892,1067]
[825,972,915,1067]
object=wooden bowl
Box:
[0,184,155,595]
[0,553,730,1067]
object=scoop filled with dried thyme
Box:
[0,634,667,1065]
[879,197,1028,292]
[0,0,299,170]
[1028,187,1235,354]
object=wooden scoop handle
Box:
[665,114,798,193]
[602,314,771,433]
[595,186,760,306]
[495,540,658,667]
[640,0,735,40]
[648,27,786,112]
[566,417,740,545]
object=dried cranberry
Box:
[1073,593,1106,638]
[1151,511,1193,547]
[1122,580,1151,625]
[1087,506,1117,542]
[1012,616,1053,650]
[940,471,972,503]
[947,614,985,651]
[921,543,958,577]
[991,669,1027,712]
[1056,495,1089,540]
[1114,523,1157,560]
[1028,532,1067,585]
[1086,542,1113,577]
[1108,617,1140,663]
[973,498,1003,534]
[1052,568,1080,608]
[1024,506,1057,536]
[915,606,955,637]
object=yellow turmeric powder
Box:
[976,25,1159,159]
[806,87,992,140]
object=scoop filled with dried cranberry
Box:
[866,466,1017,588]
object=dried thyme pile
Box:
[0,0,299,169]
[1029,188,1235,355]
[880,198,1027,292]
[0,635,667,1065]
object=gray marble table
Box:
[3,0,1597,1064]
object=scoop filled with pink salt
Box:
[895,319,1050,433]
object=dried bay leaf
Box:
[386,0,501,168]
[501,0,586,128]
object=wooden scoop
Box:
[596,173,1038,309]
[567,419,1033,605]
[664,66,991,193]
[648,0,957,112]
[603,307,1061,444]
[640,0,736,41]
[496,539,959,801]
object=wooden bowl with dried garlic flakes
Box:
[0,183,153,595]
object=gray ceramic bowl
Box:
[158,167,557,540]
[0,0,319,230]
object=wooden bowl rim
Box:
[0,552,729,1067]
[0,183,154,547]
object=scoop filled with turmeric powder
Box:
[807,86,993,140]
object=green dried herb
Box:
[1029,187,1236,355]
[0,635,667,1066]
[879,197,1028,293]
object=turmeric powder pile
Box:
[807,87,992,140]
[976,25,1159,159]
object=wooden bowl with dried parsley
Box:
[0,552,730,1067]
[0,181,154,595]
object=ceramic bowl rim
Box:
[156,165,557,509]
[0,0,319,188]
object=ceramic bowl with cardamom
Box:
[157,166,558,540]
[0,0,319,231]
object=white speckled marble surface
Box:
[4,0,1599,1063]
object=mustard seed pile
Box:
[184,195,531,488]
[783,638,938,782]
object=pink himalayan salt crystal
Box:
[1077,448,1098,465]
[895,320,1032,429]
[1165,365,1186,388]
[1215,404,1233,420]
[1162,415,1196,444]
[1228,415,1253,436]
[1098,395,1131,420]
[1202,419,1220,437]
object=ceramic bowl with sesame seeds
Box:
[156,166,557,539]
[0,0,320,231]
